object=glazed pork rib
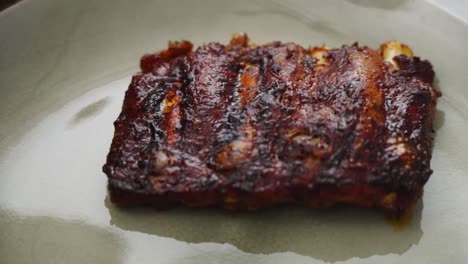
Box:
[103,34,439,215]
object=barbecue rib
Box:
[103,34,439,216]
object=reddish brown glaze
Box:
[103,35,439,216]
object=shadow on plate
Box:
[68,97,111,128]
[432,76,445,132]
[0,208,126,264]
[434,109,445,132]
[106,197,423,262]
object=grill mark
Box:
[230,44,306,190]
[207,47,263,175]
[104,55,187,190]
[160,86,182,146]
[274,46,321,185]
[142,57,191,151]
[314,46,387,184]
[307,46,370,183]
[178,43,239,158]
[262,44,321,187]
[379,70,435,190]
[345,47,387,181]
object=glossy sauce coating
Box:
[103,34,439,215]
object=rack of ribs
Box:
[103,34,439,216]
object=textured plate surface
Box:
[1,0,467,263]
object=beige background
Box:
[1,0,467,263]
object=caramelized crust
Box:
[103,34,439,216]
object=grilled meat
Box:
[103,34,439,215]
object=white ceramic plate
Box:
[1,0,467,263]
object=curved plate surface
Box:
[1,0,467,263]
